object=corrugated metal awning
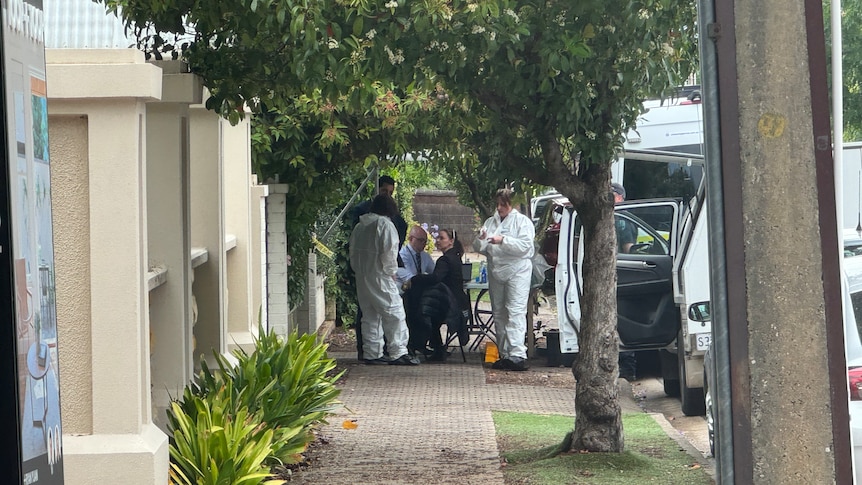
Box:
[44,0,133,49]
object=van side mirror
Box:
[688,301,711,322]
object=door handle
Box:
[618,260,657,269]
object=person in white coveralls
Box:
[473,188,535,371]
[349,194,420,365]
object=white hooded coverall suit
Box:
[473,208,535,361]
[349,212,410,360]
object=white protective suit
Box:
[473,208,535,361]
[349,212,410,360]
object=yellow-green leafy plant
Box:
[167,384,284,485]
[213,329,343,462]
[171,327,343,475]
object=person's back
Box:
[350,212,397,279]
[348,194,419,365]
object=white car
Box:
[845,229,862,258]
[699,255,862,479]
[844,256,862,483]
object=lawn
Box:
[494,411,714,485]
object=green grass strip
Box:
[493,411,713,485]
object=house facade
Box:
[31,1,326,482]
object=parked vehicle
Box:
[695,255,862,478]
[555,149,708,416]
[845,229,862,257]
[530,190,563,225]
[534,196,571,289]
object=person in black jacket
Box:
[406,228,470,361]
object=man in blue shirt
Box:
[397,225,435,288]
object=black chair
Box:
[437,262,475,360]
[404,279,468,362]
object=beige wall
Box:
[189,105,226,361]
[46,49,270,484]
[146,101,194,431]
[224,119,255,339]
[48,115,92,434]
[47,48,168,485]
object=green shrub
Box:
[167,388,283,485]
[214,329,343,461]
[168,328,343,483]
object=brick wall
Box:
[411,189,478,244]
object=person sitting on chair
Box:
[406,228,471,361]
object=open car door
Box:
[614,200,682,349]
[556,199,682,353]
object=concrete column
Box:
[222,116,257,351]
[265,185,289,336]
[145,64,201,431]
[46,49,168,485]
[711,1,849,482]
[189,104,226,363]
[250,179,269,339]
[296,252,325,335]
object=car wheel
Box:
[678,339,706,416]
[660,349,680,397]
[705,382,715,456]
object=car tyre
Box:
[660,349,680,397]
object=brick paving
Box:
[291,349,640,485]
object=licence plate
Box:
[695,333,711,351]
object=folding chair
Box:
[441,262,475,361]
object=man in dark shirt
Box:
[613,183,637,254]
[351,175,408,250]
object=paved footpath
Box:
[291,350,641,485]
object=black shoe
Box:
[427,349,448,362]
[491,358,513,370]
[364,357,389,365]
[389,354,420,365]
[508,359,529,372]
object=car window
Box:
[615,212,670,255]
[622,204,675,237]
[846,244,862,258]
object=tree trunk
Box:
[568,174,623,453]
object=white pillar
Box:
[145,63,200,431]
[265,185,290,336]
[189,104,226,363]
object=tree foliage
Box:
[101,0,697,453]
[341,1,697,452]
[248,82,447,305]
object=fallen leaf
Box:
[342,420,358,430]
[688,463,702,470]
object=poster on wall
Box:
[1,0,64,483]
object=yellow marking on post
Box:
[757,113,787,139]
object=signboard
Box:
[0,0,64,482]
